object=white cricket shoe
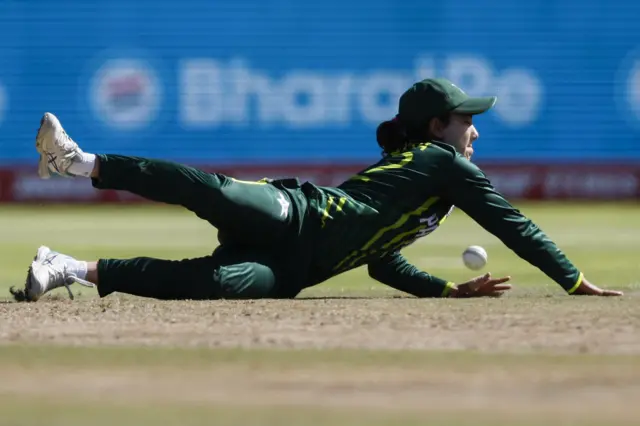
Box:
[22,246,94,302]
[35,112,85,179]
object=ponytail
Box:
[376,116,408,156]
[376,113,450,156]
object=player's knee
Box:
[216,262,277,300]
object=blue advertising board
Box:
[0,0,639,165]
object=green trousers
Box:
[93,154,307,300]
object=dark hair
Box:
[376,113,451,156]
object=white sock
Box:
[68,153,96,178]
[67,259,88,280]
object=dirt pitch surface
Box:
[2,294,640,353]
[2,295,640,425]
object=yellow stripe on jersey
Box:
[348,144,432,183]
[333,196,440,271]
[364,151,413,175]
[387,142,431,157]
[381,225,425,250]
[321,197,348,229]
[334,250,359,271]
[231,177,269,185]
[333,144,438,271]
[346,249,378,270]
[321,196,335,228]
[362,196,439,251]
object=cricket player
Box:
[11,78,623,302]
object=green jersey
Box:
[301,141,582,297]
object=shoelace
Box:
[41,262,95,301]
[64,274,95,300]
[38,262,75,300]
[59,130,76,151]
[59,131,82,168]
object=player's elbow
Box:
[367,263,388,283]
[367,264,378,278]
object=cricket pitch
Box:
[0,203,639,425]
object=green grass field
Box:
[1,202,640,425]
[1,202,638,296]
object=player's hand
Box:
[570,277,623,296]
[452,272,512,298]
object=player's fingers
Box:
[472,272,491,283]
[488,276,511,285]
[467,273,492,291]
[490,284,512,291]
[475,277,510,291]
[601,290,624,296]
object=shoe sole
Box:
[35,113,55,179]
[25,246,51,302]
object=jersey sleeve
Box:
[367,251,455,298]
[444,156,583,293]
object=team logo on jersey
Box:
[277,191,290,218]
[414,207,455,242]
[416,213,441,239]
[90,58,161,130]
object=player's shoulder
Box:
[410,140,477,171]
[452,153,489,180]
[405,141,488,178]
[420,141,489,178]
[409,140,455,155]
[408,140,457,162]
[425,140,458,155]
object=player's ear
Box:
[428,117,444,139]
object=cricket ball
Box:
[462,245,488,270]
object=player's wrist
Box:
[449,284,472,298]
[441,281,458,298]
[565,272,584,295]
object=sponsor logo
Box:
[542,170,638,199]
[90,58,161,130]
[12,174,99,201]
[616,47,640,129]
[179,55,543,129]
[485,165,640,200]
[0,82,6,126]
[485,169,537,198]
[626,59,640,122]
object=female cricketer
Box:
[11,78,622,302]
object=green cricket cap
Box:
[398,78,497,127]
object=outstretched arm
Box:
[444,156,621,296]
[367,251,511,298]
[367,251,455,298]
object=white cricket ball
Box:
[462,245,488,270]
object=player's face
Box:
[437,114,479,160]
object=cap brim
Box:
[452,96,497,115]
